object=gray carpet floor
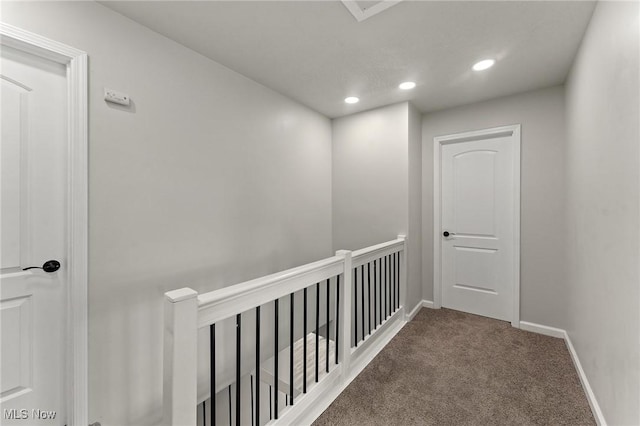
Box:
[314,308,595,426]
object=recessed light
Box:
[399,81,416,90]
[344,96,359,104]
[472,59,495,71]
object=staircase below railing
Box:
[164,235,408,426]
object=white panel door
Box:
[1,45,67,424]
[440,131,518,322]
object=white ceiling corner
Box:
[341,0,405,22]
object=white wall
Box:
[2,2,333,425]
[332,102,423,312]
[332,102,409,251]
[407,104,423,312]
[422,86,567,327]
[564,2,640,424]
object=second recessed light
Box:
[399,82,416,90]
[472,59,495,71]
[344,96,360,104]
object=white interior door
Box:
[1,44,68,424]
[438,127,520,322]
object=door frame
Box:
[1,23,89,424]
[432,124,521,327]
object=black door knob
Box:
[443,231,451,237]
[23,260,61,273]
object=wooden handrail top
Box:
[197,255,343,310]
[351,237,404,259]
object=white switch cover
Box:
[104,88,130,106]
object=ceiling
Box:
[100,1,596,118]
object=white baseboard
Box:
[422,300,434,309]
[564,333,607,426]
[406,302,423,320]
[519,321,565,339]
[519,322,607,426]
[405,300,436,321]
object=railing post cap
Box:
[335,249,352,258]
[165,287,198,303]
[397,234,407,240]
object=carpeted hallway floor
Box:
[314,308,595,426]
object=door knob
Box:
[23,260,61,273]
[443,231,455,237]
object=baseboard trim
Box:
[519,321,565,339]
[564,333,607,426]
[405,300,436,321]
[519,322,607,426]
[406,302,423,320]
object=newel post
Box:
[397,234,408,320]
[335,250,353,376]
[163,288,199,426]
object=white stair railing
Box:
[164,235,407,426]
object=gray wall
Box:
[564,2,640,424]
[422,86,567,327]
[407,104,423,312]
[332,102,423,312]
[332,102,409,251]
[2,3,333,425]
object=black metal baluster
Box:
[392,253,398,312]
[388,255,392,317]
[210,323,216,426]
[378,257,385,324]
[385,256,389,319]
[255,307,260,426]
[315,282,320,383]
[391,253,398,312]
[392,253,396,311]
[378,258,382,326]
[274,299,279,419]
[250,377,254,426]
[391,253,395,312]
[373,260,378,328]
[360,265,365,341]
[303,288,308,393]
[367,262,372,335]
[269,386,272,420]
[326,278,330,373]
[236,314,241,426]
[228,385,232,426]
[382,257,386,320]
[203,401,206,426]
[335,275,340,365]
[354,268,358,347]
[395,252,399,310]
[289,293,294,406]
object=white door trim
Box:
[1,23,89,425]
[433,124,521,327]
